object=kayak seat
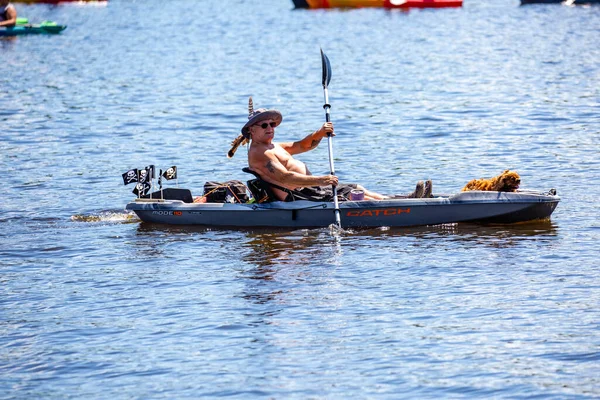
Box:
[242,168,278,203]
[242,168,323,203]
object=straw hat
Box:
[241,97,282,139]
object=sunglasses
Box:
[257,121,277,129]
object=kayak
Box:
[124,49,554,230]
[125,189,559,229]
[0,25,66,36]
[293,0,383,7]
[384,0,462,8]
[522,0,600,3]
[521,0,600,4]
[12,0,105,3]
[292,0,462,8]
[1,21,66,36]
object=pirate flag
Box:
[162,166,177,180]
[122,168,139,185]
[137,168,149,184]
[145,165,156,179]
[132,168,152,197]
[132,181,152,197]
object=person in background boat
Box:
[228,97,390,202]
[0,0,17,28]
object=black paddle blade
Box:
[320,48,332,88]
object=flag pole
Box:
[159,169,164,200]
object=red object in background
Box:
[383,0,462,8]
[15,0,106,4]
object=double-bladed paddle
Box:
[320,48,341,228]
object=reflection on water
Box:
[236,229,343,323]
[374,219,558,239]
[241,229,336,267]
[129,219,559,309]
[131,219,558,240]
[130,218,559,262]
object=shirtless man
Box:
[0,0,17,28]
[230,98,387,202]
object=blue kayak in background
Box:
[0,20,66,37]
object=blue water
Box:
[1,0,600,398]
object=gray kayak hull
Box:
[125,190,559,228]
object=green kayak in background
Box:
[0,19,66,37]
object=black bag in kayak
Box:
[203,180,249,203]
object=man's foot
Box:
[408,181,425,198]
[423,180,432,198]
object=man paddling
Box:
[0,0,16,28]
[228,97,390,202]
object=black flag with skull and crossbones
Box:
[122,169,139,186]
[162,166,177,180]
[132,168,152,197]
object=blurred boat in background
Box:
[14,0,106,4]
[1,18,66,36]
[521,0,600,4]
[384,0,462,8]
[292,0,462,8]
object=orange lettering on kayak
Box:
[346,208,411,217]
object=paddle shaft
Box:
[322,87,341,227]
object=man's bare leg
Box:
[356,185,387,200]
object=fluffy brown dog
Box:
[461,170,521,192]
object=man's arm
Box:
[281,122,334,155]
[252,150,337,189]
[0,6,17,27]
